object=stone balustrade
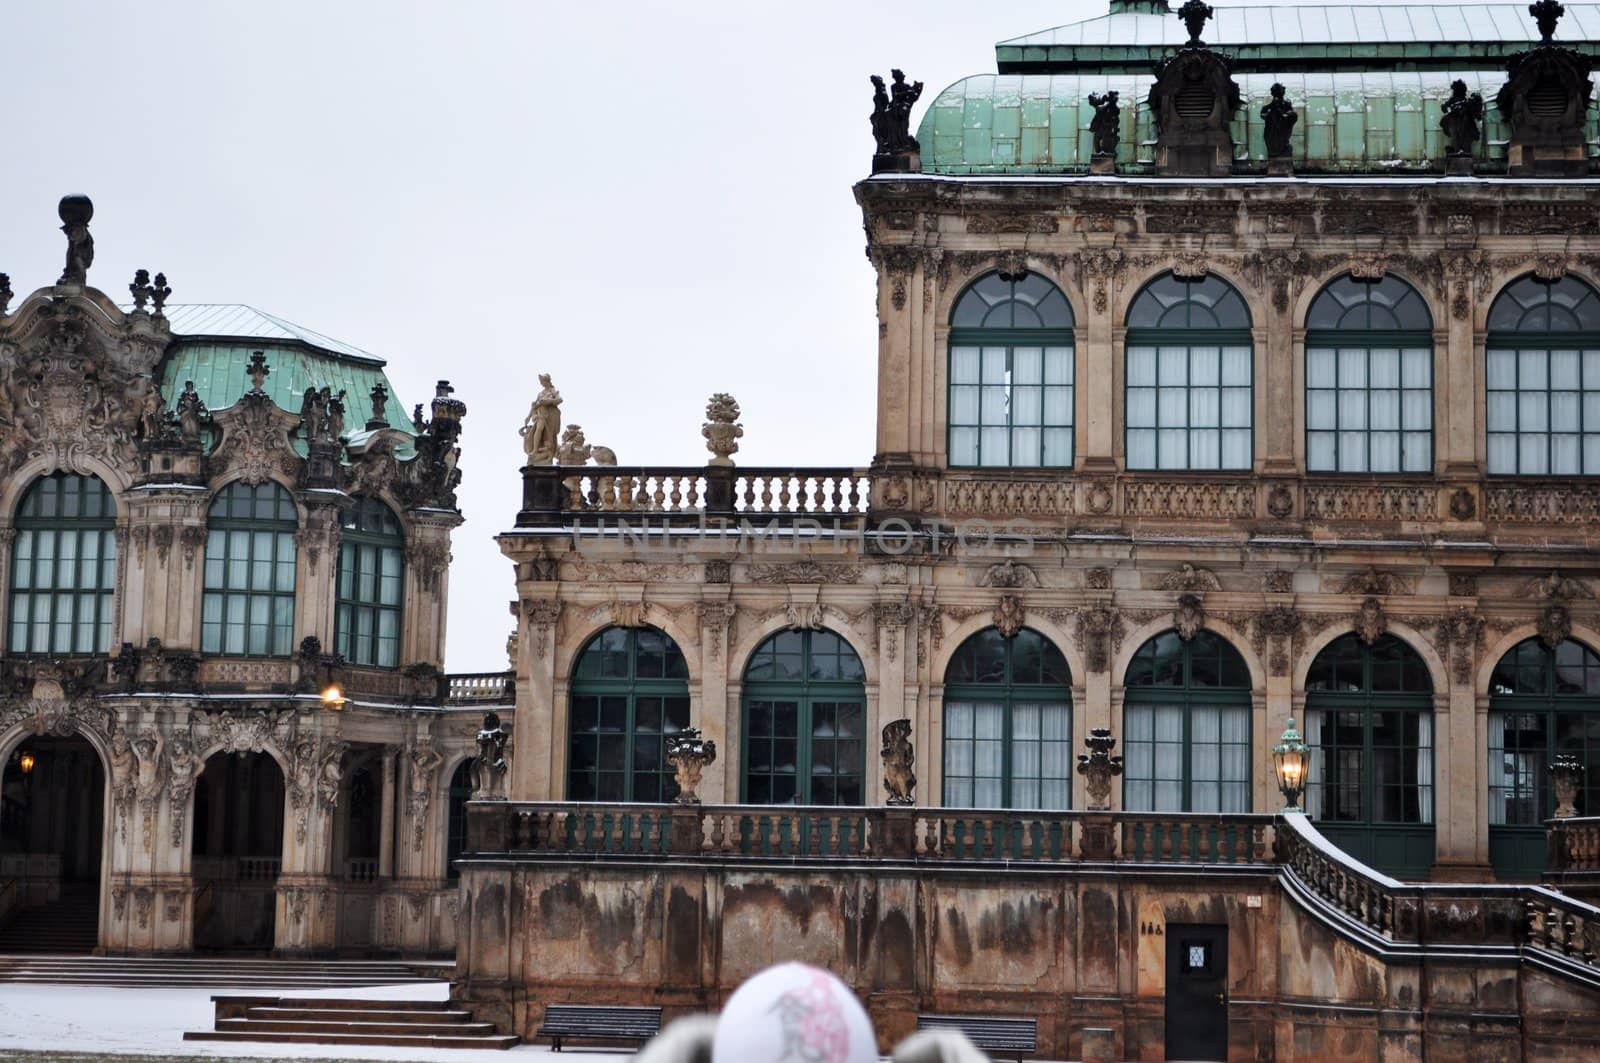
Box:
[444,672,514,706]
[514,463,1600,531]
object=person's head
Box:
[712,962,878,1063]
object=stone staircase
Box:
[0,954,452,988]
[185,995,518,1049]
[0,886,97,953]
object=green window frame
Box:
[1125,273,1254,471]
[1304,633,1435,879]
[8,473,117,656]
[335,497,404,668]
[942,627,1073,810]
[1486,274,1600,476]
[1305,274,1434,473]
[567,626,690,802]
[948,271,1075,468]
[201,482,298,657]
[1123,630,1252,812]
[742,629,866,805]
[1487,637,1600,878]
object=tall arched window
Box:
[1125,273,1253,470]
[1306,274,1434,473]
[567,626,689,802]
[445,759,473,878]
[336,498,404,667]
[948,271,1075,468]
[943,627,1072,809]
[1123,631,1251,811]
[743,629,865,805]
[1304,633,1434,878]
[1488,637,1600,877]
[9,473,117,655]
[1486,274,1600,475]
[201,482,297,656]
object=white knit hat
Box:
[711,962,879,1063]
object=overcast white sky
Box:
[3,0,1423,671]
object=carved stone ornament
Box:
[696,600,737,659]
[1448,574,1479,598]
[665,728,716,805]
[1077,727,1125,811]
[1552,752,1584,819]
[1171,252,1209,281]
[1266,483,1295,519]
[1158,564,1221,592]
[747,561,862,584]
[1148,24,1241,177]
[472,712,510,800]
[521,598,561,657]
[1436,606,1487,686]
[1085,567,1113,590]
[1075,249,1125,314]
[1355,596,1387,646]
[993,594,1025,639]
[980,560,1040,589]
[702,392,743,467]
[881,719,916,806]
[1499,3,1594,177]
[1173,593,1207,641]
[1075,604,1126,674]
[1338,566,1408,597]
[209,374,303,485]
[1449,488,1477,521]
[1264,570,1293,594]
[1539,603,1574,650]
[408,740,445,852]
[873,601,915,663]
[1252,605,1303,677]
[1086,480,1115,515]
[869,69,924,173]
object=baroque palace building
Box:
[0,196,511,957]
[461,3,1600,1060]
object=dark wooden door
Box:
[1165,923,1228,1061]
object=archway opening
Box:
[191,750,283,952]
[446,760,473,879]
[0,734,104,952]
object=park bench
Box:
[536,1004,662,1052]
[916,1013,1037,1060]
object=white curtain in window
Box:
[1124,705,1153,811]
[1303,709,1324,819]
[1487,712,1507,826]
[1219,707,1251,813]
[1036,702,1072,810]
[973,702,1004,807]
[1416,712,1433,825]
[1191,706,1221,812]
[1153,705,1184,811]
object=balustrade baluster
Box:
[759,477,774,510]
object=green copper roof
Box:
[918,70,1600,175]
[153,306,415,457]
[997,3,1600,73]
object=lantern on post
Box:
[1273,717,1309,812]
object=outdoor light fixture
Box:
[321,684,347,709]
[18,751,35,775]
[1273,717,1309,812]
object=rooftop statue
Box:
[1178,0,1214,47]
[1261,82,1298,159]
[521,373,561,465]
[869,69,923,172]
[1441,79,1485,157]
[1088,91,1121,158]
[57,195,94,286]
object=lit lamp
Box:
[320,684,347,710]
[1273,717,1309,813]
[18,751,35,775]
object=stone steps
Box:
[186,994,517,1050]
[0,891,98,953]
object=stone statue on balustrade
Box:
[472,712,510,800]
[1261,82,1298,160]
[1441,79,1484,160]
[870,69,924,172]
[1089,91,1121,159]
[666,729,717,805]
[521,373,562,465]
[881,719,916,806]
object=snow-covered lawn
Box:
[0,982,634,1061]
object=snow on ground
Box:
[0,982,635,1061]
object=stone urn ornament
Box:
[666,728,717,805]
[1077,727,1125,811]
[1551,753,1584,819]
[881,718,916,806]
[703,393,743,467]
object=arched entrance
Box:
[446,760,473,879]
[0,733,105,952]
[191,750,284,952]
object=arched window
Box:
[1125,273,1253,470]
[1486,275,1600,475]
[1304,633,1434,878]
[445,760,473,878]
[336,498,404,667]
[1305,274,1434,473]
[201,482,297,656]
[1488,637,1600,877]
[943,627,1072,809]
[567,626,690,802]
[8,473,116,655]
[948,271,1075,468]
[743,629,865,805]
[1123,631,1251,811]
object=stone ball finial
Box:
[58,194,94,226]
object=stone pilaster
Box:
[401,511,463,667]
